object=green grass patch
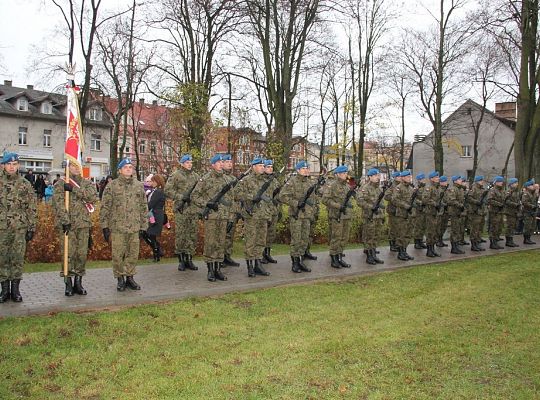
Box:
[3,251,540,399]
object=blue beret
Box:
[295,160,308,170]
[474,175,484,182]
[524,179,535,187]
[367,168,380,177]
[391,171,401,178]
[1,152,19,164]
[263,159,273,166]
[440,175,448,182]
[416,173,425,180]
[334,165,348,174]
[210,154,223,165]
[428,171,439,179]
[508,178,518,185]
[451,175,461,182]
[251,157,264,165]
[179,154,192,163]
[222,154,232,161]
[400,170,411,177]
[493,176,504,183]
[117,158,132,170]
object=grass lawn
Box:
[1,251,539,399]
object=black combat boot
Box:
[153,247,161,262]
[459,240,470,245]
[246,260,256,277]
[436,238,448,247]
[523,235,536,245]
[404,246,414,260]
[64,276,74,297]
[372,249,384,264]
[185,254,199,270]
[426,245,437,258]
[125,276,141,290]
[470,241,481,252]
[450,242,465,254]
[177,253,187,271]
[397,247,409,261]
[330,254,341,268]
[389,240,398,252]
[254,259,270,276]
[480,238,487,243]
[505,236,519,247]
[338,254,351,268]
[223,254,240,267]
[365,249,377,265]
[291,256,302,273]
[207,263,216,282]
[214,262,227,281]
[10,280,22,302]
[489,239,503,249]
[73,276,87,295]
[0,280,10,303]
[117,276,126,291]
[263,247,278,264]
[414,239,426,249]
[298,256,312,272]
[303,248,317,260]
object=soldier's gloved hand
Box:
[219,198,232,207]
[339,205,347,215]
[62,223,71,234]
[305,199,314,206]
[181,195,191,203]
[371,206,379,213]
[272,198,279,206]
[102,228,111,243]
[346,202,353,208]
[406,206,413,213]
[260,195,272,202]
[64,183,73,192]
[25,230,34,242]
[139,230,146,239]
[206,202,219,211]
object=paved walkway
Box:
[1,238,539,318]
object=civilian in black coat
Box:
[143,174,166,261]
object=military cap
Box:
[367,168,380,177]
[210,154,223,164]
[493,176,504,183]
[1,152,19,164]
[440,175,448,182]
[117,158,133,169]
[179,154,192,163]
[428,171,439,179]
[391,171,401,178]
[508,178,518,185]
[474,175,484,182]
[400,170,411,177]
[222,154,232,161]
[251,157,264,165]
[451,175,461,182]
[416,173,425,180]
[295,160,309,170]
[334,165,348,174]
[264,159,273,166]
[524,179,535,187]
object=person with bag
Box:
[141,175,166,262]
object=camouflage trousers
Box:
[395,216,412,248]
[449,215,464,242]
[111,232,139,278]
[175,212,198,255]
[413,213,426,241]
[425,214,439,245]
[244,218,267,259]
[387,213,397,241]
[59,228,89,277]
[225,219,236,256]
[468,214,485,242]
[505,214,518,236]
[328,218,350,255]
[290,217,311,257]
[308,214,318,248]
[488,212,503,239]
[523,213,536,235]
[0,229,26,282]
[203,219,227,263]
[362,218,384,250]
[266,213,279,247]
[437,213,449,240]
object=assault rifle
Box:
[177,180,199,213]
[244,166,286,216]
[368,180,390,221]
[291,169,329,220]
[407,186,420,214]
[436,185,449,212]
[337,176,360,222]
[478,183,494,210]
[200,167,251,220]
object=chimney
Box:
[27,84,34,90]
[3,80,12,86]
[139,98,145,104]
[494,102,517,121]
[152,100,158,106]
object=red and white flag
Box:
[65,81,84,168]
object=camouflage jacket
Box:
[446,184,466,217]
[438,185,450,216]
[0,170,37,231]
[414,183,428,212]
[466,183,486,216]
[422,182,440,216]
[503,187,520,216]
[322,177,354,220]
[100,175,147,233]
[391,181,417,218]
[52,175,98,229]
[522,189,539,216]
[191,169,233,220]
[261,173,281,217]
[223,170,240,221]
[384,181,398,215]
[487,185,505,213]
[278,174,317,220]
[356,181,385,221]
[235,171,273,220]
[164,167,200,215]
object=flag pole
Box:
[64,160,70,278]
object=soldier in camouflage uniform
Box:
[164,154,200,271]
[436,176,450,248]
[466,176,487,251]
[446,176,467,254]
[413,173,428,249]
[423,171,442,257]
[278,160,316,273]
[385,171,401,251]
[234,158,272,277]
[260,159,280,264]
[100,158,148,291]
[191,154,233,282]
[391,170,416,261]
[521,179,538,244]
[322,165,353,268]
[503,178,520,247]
[222,154,240,267]
[0,153,37,303]
[52,162,98,296]
[356,168,385,265]
[486,176,506,249]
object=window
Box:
[41,102,52,114]
[18,127,28,145]
[236,149,244,165]
[150,141,157,155]
[18,98,28,111]
[292,143,301,152]
[238,135,249,145]
[461,145,472,158]
[91,134,102,151]
[88,108,102,121]
[20,160,51,172]
[125,137,131,154]
[139,140,146,154]
[163,142,172,160]
[43,129,51,147]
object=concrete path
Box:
[1,238,539,318]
